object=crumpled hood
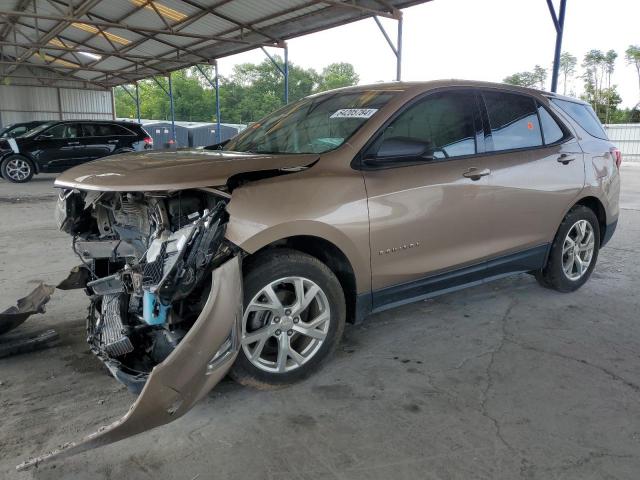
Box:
[54,149,319,191]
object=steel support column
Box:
[261,43,289,104]
[396,16,403,81]
[373,13,403,81]
[135,82,141,123]
[283,43,289,104]
[215,62,221,143]
[196,62,222,144]
[547,0,567,93]
[168,73,176,146]
[152,75,177,146]
[119,84,140,121]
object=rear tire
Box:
[535,205,600,292]
[230,249,345,389]
[1,155,34,183]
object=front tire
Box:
[1,155,34,183]
[535,205,600,292]
[230,249,345,388]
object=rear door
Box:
[81,123,119,160]
[364,89,500,301]
[473,89,585,259]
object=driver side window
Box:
[378,91,478,160]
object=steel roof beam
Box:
[320,0,398,19]
[0,0,32,41]
[0,40,188,63]
[0,9,262,45]
[2,0,104,79]
[0,59,136,84]
[177,0,282,44]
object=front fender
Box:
[17,255,243,471]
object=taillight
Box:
[143,136,153,145]
[611,147,622,169]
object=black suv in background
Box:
[0,120,152,183]
[0,121,48,139]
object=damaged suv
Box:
[25,81,620,467]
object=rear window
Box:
[482,91,543,151]
[551,99,607,140]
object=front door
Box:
[33,123,84,171]
[363,89,498,306]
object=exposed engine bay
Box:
[56,188,234,391]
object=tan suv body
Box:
[23,80,619,468]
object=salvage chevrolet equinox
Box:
[21,80,620,468]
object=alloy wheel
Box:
[562,219,595,281]
[241,276,331,373]
[5,158,31,182]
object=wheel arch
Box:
[245,235,360,324]
[1,153,38,176]
[573,196,607,245]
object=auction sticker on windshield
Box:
[330,108,378,119]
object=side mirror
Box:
[363,137,435,167]
[35,134,53,141]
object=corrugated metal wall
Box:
[59,89,113,120]
[604,124,640,161]
[0,71,113,126]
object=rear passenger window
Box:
[83,124,133,136]
[483,91,542,151]
[551,99,607,140]
[82,124,98,137]
[378,90,478,159]
[536,103,565,145]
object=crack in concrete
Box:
[507,338,640,394]
[479,299,519,456]
[551,450,634,475]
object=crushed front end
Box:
[56,188,236,391]
[18,188,243,470]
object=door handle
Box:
[557,154,576,165]
[108,140,119,143]
[67,141,80,145]
[462,167,491,180]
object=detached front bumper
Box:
[18,255,243,471]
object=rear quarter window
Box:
[551,99,608,140]
[536,103,566,145]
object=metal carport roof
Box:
[0,0,431,89]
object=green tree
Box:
[581,85,622,124]
[114,59,359,124]
[503,65,547,89]
[625,45,640,100]
[559,52,577,95]
[503,71,537,87]
[316,62,359,92]
[582,49,607,117]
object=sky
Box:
[216,0,640,108]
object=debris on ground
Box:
[0,329,60,359]
[0,283,55,335]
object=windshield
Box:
[225,89,398,154]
